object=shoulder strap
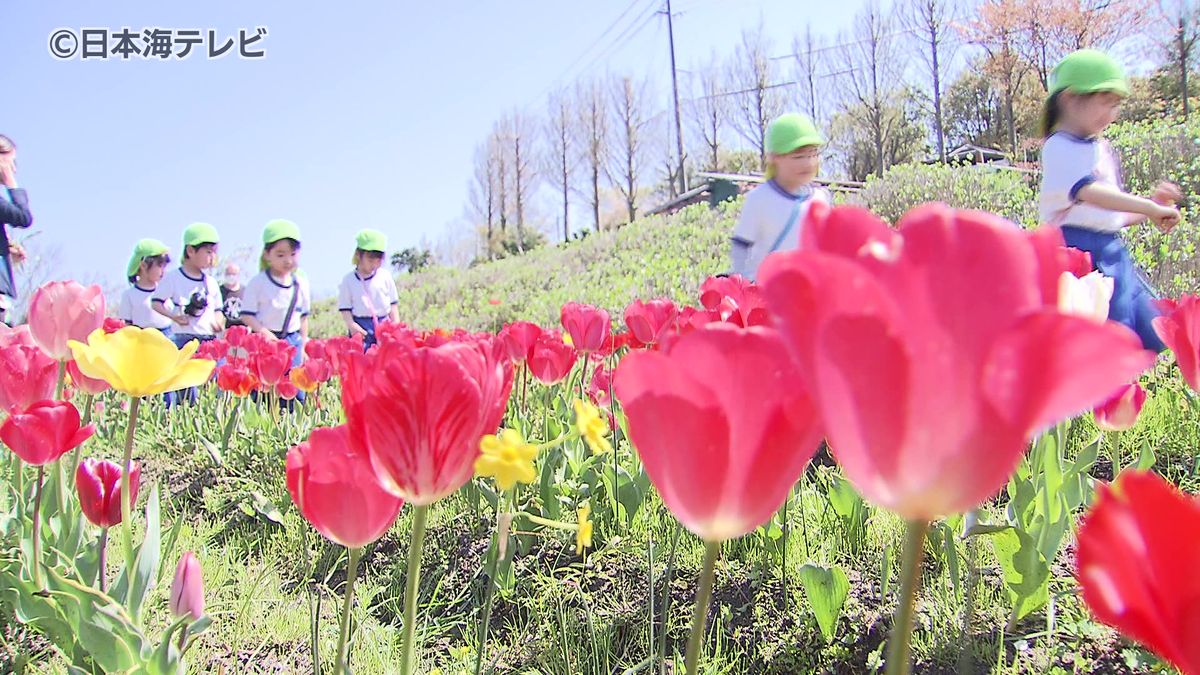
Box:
[767,193,809,254]
[280,280,300,334]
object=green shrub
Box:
[855,162,1038,226]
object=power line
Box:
[771,28,917,60]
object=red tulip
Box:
[527,332,577,385]
[342,337,513,505]
[1154,294,1200,393]
[1059,246,1094,279]
[560,302,610,353]
[1076,471,1200,674]
[0,400,95,466]
[698,275,770,328]
[276,379,299,400]
[759,202,1155,520]
[76,458,139,528]
[589,363,613,407]
[0,344,58,414]
[66,359,110,396]
[614,324,822,541]
[0,323,37,349]
[169,552,205,620]
[289,363,324,393]
[251,340,293,387]
[488,298,501,306]
[216,364,259,397]
[1093,382,1147,432]
[102,317,126,334]
[195,339,228,362]
[624,299,678,347]
[287,425,404,548]
[499,321,543,364]
[28,281,106,360]
[224,325,250,348]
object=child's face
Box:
[358,251,384,275]
[141,259,167,285]
[772,146,821,185]
[187,244,218,270]
[1065,91,1123,136]
[265,241,299,276]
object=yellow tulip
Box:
[67,326,215,397]
[474,429,538,491]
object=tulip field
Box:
[5,202,1200,675]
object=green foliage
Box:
[856,162,1038,226]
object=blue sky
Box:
[2,0,870,299]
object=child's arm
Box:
[240,314,276,339]
[151,299,190,326]
[342,309,368,335]
[1076,183,1180,231]
[388,305,400,323]
[300,314,310,341]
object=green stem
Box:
[400,505,429,675]
[220,399,242,463]
[120,396,142,595]
[474,492,511,675]
[886,519,929,675]
[658,524,681,675]
[334,547,362,675]
[684,541,720,675]
[98,528,108,593]
[1109,430,1122,478]
[54,360,67,513]
[55,360,66,400]
[30,466,45,589]
[67,393,96,495]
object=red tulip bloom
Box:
[169,552,205,620]
[251,340,294,387]
[28,281,107,360]
[66,359,110,396]
[527,331,577,385]
[614,324,822,541]
[1093,382,1147,432]
[76,458,140,528]
[225,325,251,348]
[698,275,770,328]
[759,202,1155,520]
[0,400,95,466]
[499,321,543,364]
[342,337,513,505]
[287,425,405,548]
[560,302,611,353]
[589,363,613,407]
[216,364,259,397]
[1076,471,1200,674]
[624,299,678,347]
[195,339,229,362]
[1154,294,1200,393]
[0,344,58,414]
[102,317,127,334]
[1059,246,1094,279]
[276,379,299,401]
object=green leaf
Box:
[538,447,563,521]
[880,543,893,599]
[110,486,161,623]
[248,491,284,525]
[797,563,849,643]
[1135,442,1157,471]
[992,527,1050,624]
[44,566,149,672]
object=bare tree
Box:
[467,141,497,254]
[1159,0,1200,118]
[573,79,609,232]
[964,0,1032,153]
[727,25,788,169]
[840,0,905,176]
[792,25,827,125]
[902,0,960,161]
[606,75,653,223]
[509,111,538,253]
[686,53,727,171]
[491,121,510,237]
[545,91,575,242]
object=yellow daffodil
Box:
[474,429,538,490]
[574,398,612,455]
[575,503,593,555]
[67,326,215,397]
[562,332,574,346]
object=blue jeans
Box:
[1061,226,1165,352]
[169,333,215,406]
[352,316,385,350]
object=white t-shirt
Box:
[336,270,398,318]
[731,181,831,281]
[242,270,310,335]
[1038,131,1125,233]
[118,285,173,330]
[151,268,222,336]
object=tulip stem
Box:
[474,491,511,675]
[684,540,720,675]
[1108,431,1122,478]
[55,359,67,513]
[120,396,142,594]
[886,519,929,675]
[30,466,45,589]
[98,528,108,593]
[67,394,96,494]
[334,546,362,675]
[400,504,429,675]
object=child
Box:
[152,222,225,347]
[118,238,174,335]
[730,112,831,282]
[1038,49,1182,352]
[241,219,311,401]
[337,228,399,349]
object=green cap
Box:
[766,113,824,155]
[263,219,302,245]
[1049,49,1128,96]
[182,222,220,250]
[126,238,169,279]
[355,229,387,252]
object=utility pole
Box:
[665,0,688,194]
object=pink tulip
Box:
[560,302,610,353]
[1093,382,1147,432]
[169,552,205,619]
[27,281,106,361]
[0,344,58,414]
